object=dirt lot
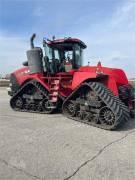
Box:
[0,87,135,180]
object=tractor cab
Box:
[25,34,86,75]
[43,38,86,73]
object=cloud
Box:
[0,0,135,78]
[0,30,45,75]
[33,7,45,17]
[111,0,135,28]
[79,0,135,78]
[0,32,28,75]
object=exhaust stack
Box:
[30,33,36,49]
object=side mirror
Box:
[23,61,28,66]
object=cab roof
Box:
[43,37,87,49]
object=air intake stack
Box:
[26,33,43,74]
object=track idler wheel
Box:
[63,100,76,117]
[13,97,23,110]
[99,106,115,126]
[41,98,55,114]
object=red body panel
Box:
[12,63,129,97]
[71,71,97,89]
[12,67,49,90]
[72,65,128,96]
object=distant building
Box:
[5,74,10,80]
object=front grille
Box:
[10,74,19,93]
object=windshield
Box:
[63,50,73,60]
[44,43,83,69]
[74,44,83,68]
[44,43,53,61]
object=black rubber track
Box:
[62,82,130,130]
[10,80,56,114]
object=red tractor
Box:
[8,34,135,130]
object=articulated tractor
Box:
[8,34,135,130]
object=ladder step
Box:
[50,87,59,90]
[49,92,58,96]
[51,82,60,85]
[50,85,59,88]
[49,97,58,102]
[50,83,59,86]
[51,79,60,84]
[48,79,60,103]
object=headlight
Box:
[9,83,12,87]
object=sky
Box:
[0,0,135,78]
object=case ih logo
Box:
[17,70,30,76]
